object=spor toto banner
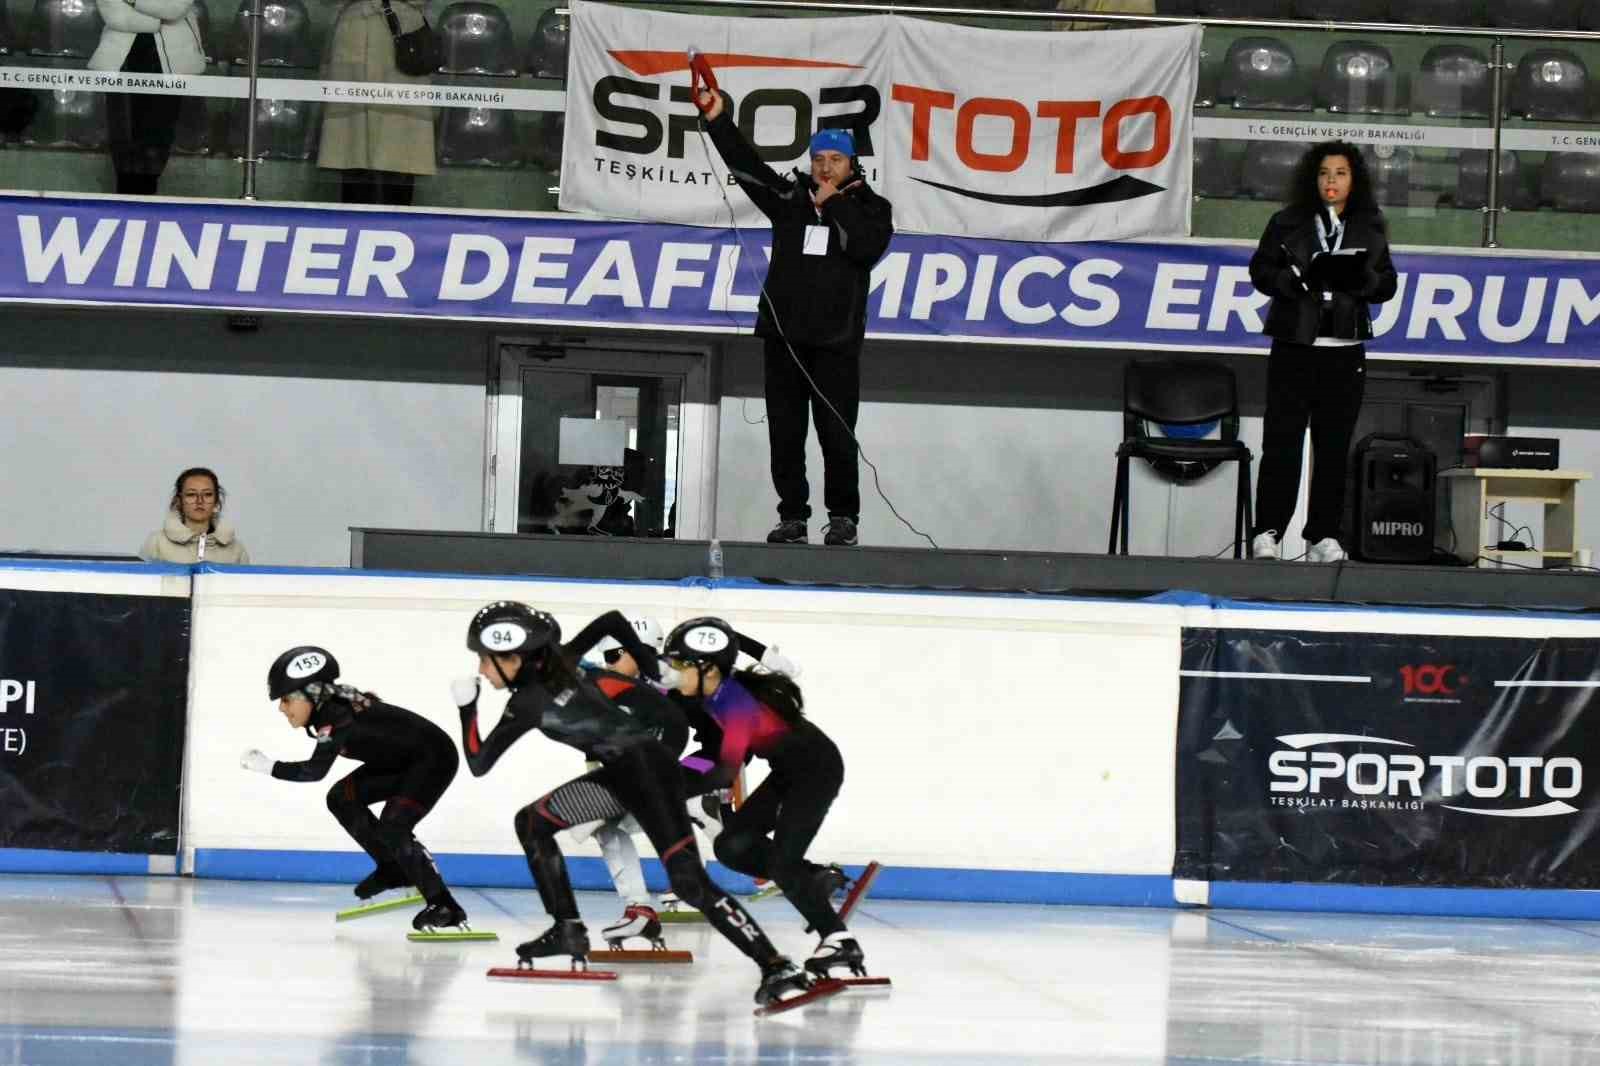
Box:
[1175,629,1600,889]
[7,195,1600,365]
[0,587,190,854]
[560,1,1198,242]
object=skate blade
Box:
[336,894,425,922]
[838,861,882,923]
[487,966,617,982]
[589,948,694,964]
[838,976,893,991]
[658,910,707,924]
[746,884,784,902]
[754,978,846,1017]
[407,930,499,942]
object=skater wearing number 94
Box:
[241,646,469,933]
[454,601,833,1009]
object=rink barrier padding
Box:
[0,848,176,876]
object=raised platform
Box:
[349,529,1600,612]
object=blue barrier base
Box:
[1207,880,1600,921]
[0,848,172,875]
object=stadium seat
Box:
[1453,150,1538,210]
[526,6,569,80]
[1196,0,1282,15]
[1542,152,1600,212]
[19,87,104,148]
[1240,140,1305,200]
[191,1,213,65]
[1584,1,1600,28]
[1220,37,1314,112]
[1360,145,1412,206]
[172,95,212,155]
[1194,61,1218,109]
[527,111,562,171]
[1154,0,1198,12]
[27,0,102,59]
[1192,138,1243,199]
[1506,48,1590,122]
[227,96,317,160]
[1389,0,1484,23]
[0,4,17,54]
[1487,0,1579,28]
[436,106,522,166]
[1295,0,1386,18]
[1415,44,1491,118]
[439,2,517,77]
[1318,41,1409,115]
[227,0,315,69]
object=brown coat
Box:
[318,0,436,175]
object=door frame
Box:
[483,336,718,539]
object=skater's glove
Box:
[240,748,274,775]
[450,676,480,709]
[760,645,800,678]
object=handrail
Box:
[635,0,1600,42]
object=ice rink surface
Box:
[3,874,1600,1065]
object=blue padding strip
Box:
[1208,880,1600,920]
[0,559,192,576]
[1188,591,1600,623]
[0,848,164,874]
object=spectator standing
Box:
[140,466,251,563]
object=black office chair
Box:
[1108,359,1254,558]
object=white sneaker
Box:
[1251,530,1281,560]
[1306,537,1348,563]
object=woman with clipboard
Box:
[1247,140,1399,563]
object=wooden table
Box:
[1440,468,1590,568]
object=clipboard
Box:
[1308,247,1369,292]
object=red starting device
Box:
[688,46,718,113]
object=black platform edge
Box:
[350,529,1600,613]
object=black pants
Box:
[326,741,458,904]
[341,169,416,206]
[106,34,180,195]
[764,336,861,523]
[1254,340,1366,545]
[713,726,846,937]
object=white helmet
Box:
[582,613,665,669]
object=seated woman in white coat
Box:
[140,466,252,564]
[89,0,206,194]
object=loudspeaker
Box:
[1353,434,1436,563]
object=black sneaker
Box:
[822,517,858,546]
[767,519,809,544]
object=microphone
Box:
[688,45,718,112]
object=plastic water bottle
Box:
[708,538,724,580]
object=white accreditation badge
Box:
[803,225,829,256]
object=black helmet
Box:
[467,601,560,657]
[268,645,339,700]
[663,616,739,675]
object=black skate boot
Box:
[411,894,468,932]
[602,904,663,949]
[815,863,848,899]
[354,863,410,900]
[805,932,866,979]
[754,955,812,1006]
[516,919,590,968]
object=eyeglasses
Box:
[182,491,217,502]
[664,657,691,670]
[602,648,626,665]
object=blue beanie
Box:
[808,128,855,158]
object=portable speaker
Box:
[1353,434,1437,563]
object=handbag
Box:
[379,0,441,77]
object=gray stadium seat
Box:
[0,4,17,54]
[1196,0,1282,15]
[1542,152,1600,212]
[227,97,317,160]
[1220,38,1314,112]
[1240,140,1305,201]
[227,0,315,69]
[436,106,522,166]
[1193,138,1242,199]
[172,95,212,156]
[1453,150,1538,211]
[1487,0,1579,28]
[1415,44,1491,118]
[191,1,213,65]
[1390,0,1484,23]
[1319,41,1409,115]
[439,2,517,77]
[527,111,562,171]
[27,0,103,59]
[1360,145,1412,206]
[1295,0,1387,17]
[19,87,104,148]
[1506,48,1591,122]
[526,6,569,81]
[1194,62,1217,109]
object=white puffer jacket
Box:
[140,512,252,565]
[88,0,207,76]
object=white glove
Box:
[450,676,480,709]
[760,645,800,678]
[240,749,274,775]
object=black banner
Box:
[0,586,190,854]
[1176,628,1600,888]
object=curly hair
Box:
[1286,140,1381,221]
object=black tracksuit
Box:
[703,111,894,525]
[1248,206,1399,544]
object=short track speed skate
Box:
[587,905,693,964]
[805,932,890,990]
[407,898,497,942]
[486,920,618,982]
[752,957,845,1017]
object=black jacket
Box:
[1248,206,1398,345]
[704,112,894,349]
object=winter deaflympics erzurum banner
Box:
[559,1,894,229]
[560,1,1198,243]
[886,20,1198,243]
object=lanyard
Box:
[1314,209,1345,254]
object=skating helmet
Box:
[467,601,560,658]
[662,616,738,676]
[268,645,339,700]
[584,613,665,669]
